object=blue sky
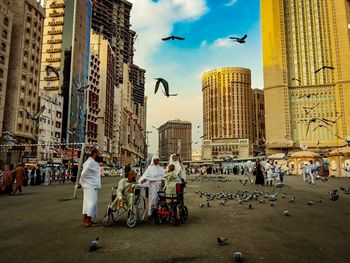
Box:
[129,0,262,154]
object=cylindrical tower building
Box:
[202,67,253,159]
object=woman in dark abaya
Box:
[255,159,265,185]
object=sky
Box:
[129,0,262,154]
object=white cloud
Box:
[199,40,208,48]
[224,0,238,7]
[212,37,233,48]
[129,0,208,66]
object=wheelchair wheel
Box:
[135,195,146,222]
[158,203,169,224]
[126,205,137,228]
[179,205,189,223]
[103,207,115,227]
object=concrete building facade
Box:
[201,67,253,159]
[158,120,192,161]
[86,50,100,145]
[261,0,350,154]
[2,0,45,164]
[0,0,13,136]
[252,88,266,155]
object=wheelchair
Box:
[103,184,146,228]
[152,183,189,226]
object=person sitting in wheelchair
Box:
[111,170,137,210]
[164,164,177,197]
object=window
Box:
[2,30,8,39]
[4,17,9,27]
[1,42,6,52]
[0,69,3,78]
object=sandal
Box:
[84,222,100,227]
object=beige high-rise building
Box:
[261,0,350,154]
[90,32,116,161]
[2,0,45,164]
[252,88,266,155]
[202,67,253,159]
[0,0,13,136]
[158,120,192,161]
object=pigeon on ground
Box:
[340,187,350,194]
[200,203,205,208]
[248,204,252,209]
[283,208,289,216]
[281,193,287,199]
[288,196,296,203]
[307,200,314,205]
[233,251,243,263]
[329,190,339,201]
[217,237,228,246]
[270,202,275,207]
[318,198,323,203]
[89,237,100,252]
[206,200,211,207]
[239,179,248,186]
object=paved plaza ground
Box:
[1,174,350,263]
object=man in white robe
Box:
[79,148,101,227]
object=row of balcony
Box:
[46,57,61,62]
[46,48,61,53]
[44,86,59,91]
[50,2,65,9]
[48,20,64,26]
[44,76,59,81]
[48,29,63,35]
[49,11,64,17]
[47,39,62,44]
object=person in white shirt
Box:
[79,148,102,227]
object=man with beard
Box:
[79,148,102,227]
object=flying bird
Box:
[315,65,335,74]
[154,78,177,97]
[298,93,317,99]
[19,106,45,121]
[217,237,228,246]
[312,124,333,133]
[302,103,320,115]
[306,117,332,136]
[320,114,343,125]
[291,77,301,83]
[161,35,185,41]
[89,237,100,252]
[2,134,18,144]
[73,80,89,92]
[45,65,60,77]
[229,34,247,43]
[272,182,288,192]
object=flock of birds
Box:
[154,34,248,98]
[190,175,349,262]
